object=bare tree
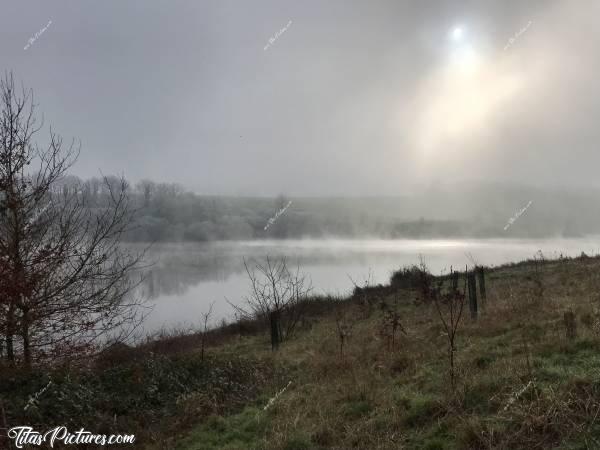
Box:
[0,72,145,367]
[232,256,312,350]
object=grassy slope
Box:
[174,255,600,450]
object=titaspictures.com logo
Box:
[8,426,135,448]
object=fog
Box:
[1,0,598,197]
[137,237,600,331]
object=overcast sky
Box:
[0,0,597,195]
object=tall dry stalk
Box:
[431,266,466,392]
[334,308,352,359]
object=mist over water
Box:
[137,237,600,332]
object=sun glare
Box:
[387,22,527,173]
[414,55,523,156]
[450,44,480,74]
[451,27,463,41]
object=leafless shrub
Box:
[230,256,312,350]
[348,269,379,318]
[417,256,435,304]
[334,307,353,360]
[431,265,466,392]
[379,294,406,352]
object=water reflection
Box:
[129,238,600,333]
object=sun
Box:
[451,26,464,41]
[447,25,480,73]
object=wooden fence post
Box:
[477,266,487,306]
[468,272,478,320]
[451,268,459,292]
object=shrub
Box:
[390,265,431,290]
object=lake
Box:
[135,238,600,333]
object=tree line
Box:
[52,179,597,242]
[50,177,500,242]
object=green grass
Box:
[176,407,267,450]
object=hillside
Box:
[53,177,600,241]
[171,253,600,449]
[3,254,600,449]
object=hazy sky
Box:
[0,0,597,195]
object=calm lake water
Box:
[135,238,600,333]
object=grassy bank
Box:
[3,253,600,449]
[176,254,600,449]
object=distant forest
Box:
[57,176,600,241]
